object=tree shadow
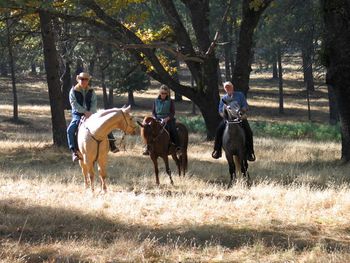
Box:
[0,198,349,262]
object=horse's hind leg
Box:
[97,158,107,193]
[241,159,251,187]
[86,164,95,192]
[163,155,174,185]
[171,153,181,176]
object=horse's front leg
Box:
[241,159,251,187]
[79,161,89,189]
[162,155,174,185]
[225,152,236,188]
[150,154,160,185]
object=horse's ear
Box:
[137,120,144,127]
[123,105,131,113]
[223,105,229,120]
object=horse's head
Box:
[223,102,242,122]
[121,105,137,135]
[137,117,163,143]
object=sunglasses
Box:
[160,92,168,95]
[79,78,89,81]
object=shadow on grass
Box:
[0,197,349,262]
[1,145,349,189]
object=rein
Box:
[86,127,103,163]
[152,122,169,143]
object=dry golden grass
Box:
[0,74,349,262]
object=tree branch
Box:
[205,0,233,56]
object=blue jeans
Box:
[67,114,81,151]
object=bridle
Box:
[145,119,169,144]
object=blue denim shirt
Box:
[218,92,248,114]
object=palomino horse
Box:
[222,103,251,188]
[137,116,188,185]
[77,106,136,192]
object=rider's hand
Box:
[84,111,92,118]
[163,117,170,123]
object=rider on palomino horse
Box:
[66,72,119,162]
[211,81,256,162]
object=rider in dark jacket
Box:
[67,72,118,162]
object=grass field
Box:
[0,71,349,262]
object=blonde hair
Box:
[159,85,169,96]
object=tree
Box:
[1,0,273,139]
[232,0,273,96]
[39,11,67,146]
[321,0,350,162]
[5,15,18,121]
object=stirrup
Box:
[72,151,80,162]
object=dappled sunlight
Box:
[1,71,349,262]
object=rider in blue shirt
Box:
[212,81,256,161]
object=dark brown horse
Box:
[222,104,251,188]
[137,116,188,185]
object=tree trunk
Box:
[173,59,182,101]
[108,87,114,108]
[62,61,71,109]
[272,61,278,79]
[6,16,18,121]
[31,63,37,75]
[128,90,136,106]
[101,69,108,109]
[0,62,7,77]
[277,47,284,114]
[326,74,339,125]
[302,47,315,91]
[232,0,272,96]
[223,22,231,81]
[39,11,67,147]
[322,0,350,162]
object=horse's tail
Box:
[177,122,189,175]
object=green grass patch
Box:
[179,116,341,141]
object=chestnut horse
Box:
[137,116,188,185]
[77,106,136,192]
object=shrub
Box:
[178,116,341,142]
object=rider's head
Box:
[76,72,91,89]
[223,81,234,95]
[159,85,170,99]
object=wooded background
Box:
[0,0,349,161]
